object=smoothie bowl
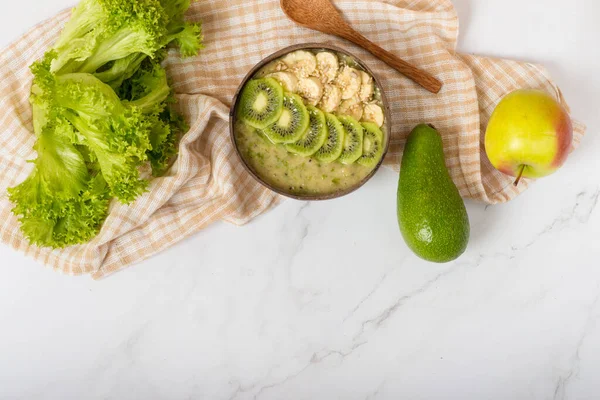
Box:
[230,44,390,200]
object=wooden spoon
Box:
[280,0,443,93]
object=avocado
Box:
[397,124,470,263]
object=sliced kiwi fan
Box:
[237,69,385,166]
[238,78,284,129]
[337,115,364,165]
[357,122,384,168]
[314,113,345,163]
[263,93,310,144]
[285,105,328,156]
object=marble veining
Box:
[1,0,600,399]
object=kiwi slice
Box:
[237,78,284,129]
[263,93,310,144]
[337,115,364,164]
[357,122,384,168]
[313,113,345,163]
[285,105,328,156]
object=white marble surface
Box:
[1,0,599,399]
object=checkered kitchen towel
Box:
[0,0,586,278]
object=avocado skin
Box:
[397,124,470,263]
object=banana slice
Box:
[362,103,384,127]
[358,71,374,102]
[266,72,298,93]
[318,84,342,112]
[338,97,364,121]
[282,50,317,78]
[336,66,362,100]
[315,52,339,84]
[297,77,324,106]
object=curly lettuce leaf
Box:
[64,108,151,203]
[117,59,185,176]
[7,118,110,248]
[52,0,169,74]
[9,0,203,248]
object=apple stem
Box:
[514,165,526,187]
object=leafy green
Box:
[161,0,204,56]
[123,60,184,176]
[52,0,168,74]
[8,0,203,248]
[51,0,203,75]
[147,105,187,176]
[7,119,111,247]
[94,53,148,88]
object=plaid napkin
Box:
[0,0,585,278]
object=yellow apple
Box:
[485,89,573,185]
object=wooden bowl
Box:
[229,43,391,201]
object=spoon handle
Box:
[343,29,443,94]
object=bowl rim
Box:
[229,42,391,201]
